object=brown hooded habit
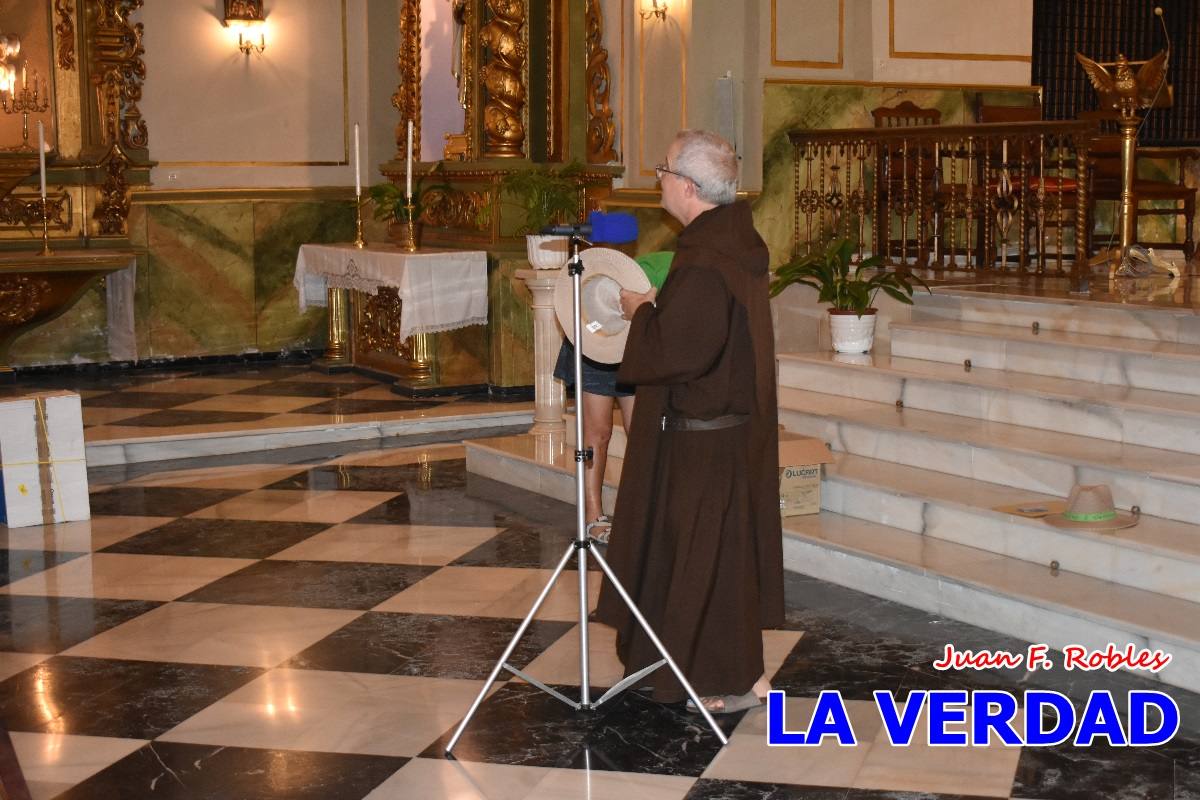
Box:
[595,200,783,703]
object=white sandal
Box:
[585,515,612,545]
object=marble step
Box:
[463,433,1200,694]
[890,318,1200,396]
[777,387,1200,526]
[913,289,1200,345]
[778,350,1200,455]
[466,432,621,516]
[782,511,1200,695]
[820,451,1200,604]
[85,408,535,467]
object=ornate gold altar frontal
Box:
[0,1,149,247]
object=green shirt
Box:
[635,251,674,291]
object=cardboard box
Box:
[779,433,833,517]
[0,392,90,528]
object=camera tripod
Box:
[445,235,728,753]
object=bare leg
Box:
[616,394,635,435]
[581,391,615,525]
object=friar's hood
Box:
[677,200,769,277]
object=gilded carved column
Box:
[55,0,77,70]
[392,0,421,158]
[89,0,147,238]
[480,0,526,158]
[584,0,616,163]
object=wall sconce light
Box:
[223,0,266,55]
[639,0,668,21]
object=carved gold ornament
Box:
[421,186,488,230]
[359,287,406,356]
[55,0,76,71]
[92,0,148,152]
[585,0,616,163]
[93,146,130,236]
[0,193,70,228]
[1076,50,1169,121]
[480,0,526,157]
[0,276,51,326]
[392,0,421,158]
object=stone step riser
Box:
[890,328,1200,397]
[820,476,1200,604]
[466,440,617,514]
[778,407,1200,526]
[913,294,1200,345]
[782,534,1200,695]
[778,359,1200,455]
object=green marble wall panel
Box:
[490,256,534,388]
[1092,155,1196,252]
[253,200,354,353]
[8,198,362,367]
[629,207,681,253]
[143,202,256,358]
[128,204,153,360]
[8,280,109,366]
[8,204,150,366]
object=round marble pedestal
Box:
[517,268,566,433]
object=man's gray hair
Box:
[672,129,738,205]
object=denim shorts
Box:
[553,340,635,398]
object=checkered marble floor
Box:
[0,441,1197,799]
[2,363,525,444]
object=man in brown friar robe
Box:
[596,130,783,713]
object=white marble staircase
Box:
[463,288,1200,694]
[777,289,1200,694]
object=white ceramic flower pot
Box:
[829,309,877,353]
[526,234,571,269]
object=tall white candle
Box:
[353,122,361,198]
[1002,139,1008,163]
[37,120,46,200]
[406,120,414,200]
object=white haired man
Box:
[596,130,782,714]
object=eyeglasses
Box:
[654,163,692,183]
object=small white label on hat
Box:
[586,321,603,333]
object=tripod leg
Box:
[587,547,730,745]
[445,540,580,754]
[576,537,592,707]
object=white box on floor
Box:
[0,391,90,528]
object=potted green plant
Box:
[367,163,449,247]
[769,237,931,353]
[501,161,585,269]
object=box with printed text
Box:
[778,433,833,517]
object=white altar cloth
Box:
[294,244,488,341]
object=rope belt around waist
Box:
[660,413,750,432]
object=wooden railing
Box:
[788,120,1098,287]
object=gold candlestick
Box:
[353,199,366,249]
[1,75,51,152]
[39,197,52,256]
[402,201,417,252]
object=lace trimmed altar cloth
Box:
[293,244,488,341]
